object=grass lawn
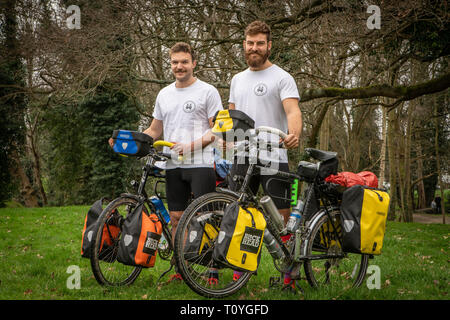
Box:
[0,205,448,301]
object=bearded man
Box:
[227,21,303,290]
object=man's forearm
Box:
[189,130,216,151]
[143,127,161,140]
[287,110,302,139]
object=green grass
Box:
[0,205,448,300]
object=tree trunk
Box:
[9,149,39,207]
[415,143,427,209]
[387,108,398,221]
[26,53,47,206]
[319,105,330,150]
[434,96,446,223]
[403,100,415,222]
[27,123,47,206]
[378,105,387,189]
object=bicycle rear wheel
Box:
[90,196,142,286]
[303,209,369,290]
[174,192,253,298]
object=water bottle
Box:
[263,229,284,260]
[260,196,285,234]
[286,200,304,233]
[150,196,170,223]
[158,234,169,250]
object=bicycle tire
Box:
[303,209,369,290]
[174,192,253,298]
[90,195,142,286]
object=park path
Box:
[413,213,449,224]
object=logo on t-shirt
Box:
[183,100,196,113]
[254,83,267,96]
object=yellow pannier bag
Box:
[340,185,390,255]
[213,202,266,272]
[211,110,255,140]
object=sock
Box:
[284,273,292,285]
[233,270,243,280]
[284,266,295,288]
[281,234,292,243]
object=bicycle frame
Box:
[229,147,345,271]
[127,150,174,255]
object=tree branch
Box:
[300,73,450,103]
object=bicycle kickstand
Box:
[156,264,174,285]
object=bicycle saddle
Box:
[305,148,337,161]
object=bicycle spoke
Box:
[304,210,369,291]
[174,192,253,298]
[91,197,143,286]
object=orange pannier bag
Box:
[117,203,162,268]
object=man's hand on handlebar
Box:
[282,133,299,149]
[170,142,190,156]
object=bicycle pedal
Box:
[269,275,282,288]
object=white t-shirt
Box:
[152,79,222,169]
[229,64,300,163]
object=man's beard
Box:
[245,49,270,68]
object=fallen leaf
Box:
[397,289,406,294]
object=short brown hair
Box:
[169,42,196,62]
[244,20,271,42]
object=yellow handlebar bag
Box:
[340,185,390,255]
[211,110,255,140]
[213,201,266,272]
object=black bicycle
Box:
[174,126,369,298]
[90,139,176,286]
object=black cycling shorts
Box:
[228,162,291,209]
[165,167,216,211]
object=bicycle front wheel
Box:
[174,192,253,298]
[303,209,369,290]
[90,196,142,286]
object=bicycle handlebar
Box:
[152,140,183,161]
[255,126,287,139]
[153,140,174,149]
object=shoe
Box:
[233,271,243,281]
[282,279,296,293]
[208,270,219,286]
[168,273,183,282]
